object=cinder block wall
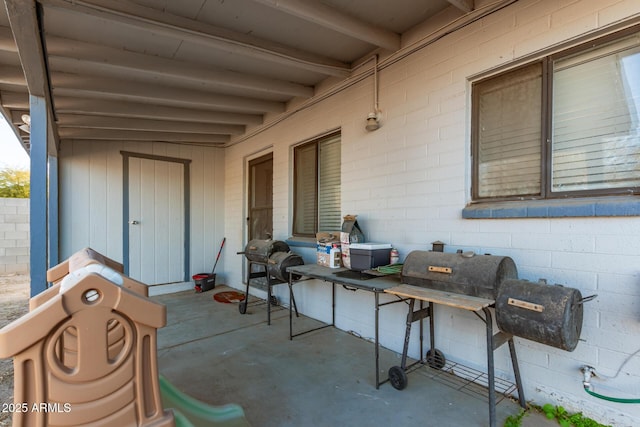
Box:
[223,1,640,426]
[0,197,30,274]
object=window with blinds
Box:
[292,132,341,237]
[472,27,640,201]
[552,35,640,192]
[474,63,542,198]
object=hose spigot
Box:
[581,365,596,389]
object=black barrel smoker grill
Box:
[238,239,304,324]
[388,249,592,427]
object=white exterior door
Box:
[128,157,185,285]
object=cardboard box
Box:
[340,215,364,244]
[340,215,364,269]
[316,232,341,267]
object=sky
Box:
[0,116,29,170]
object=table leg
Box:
[375,292,380,389]
[331,282,336,326]
[289,273,293,340]
[267,272,272,325]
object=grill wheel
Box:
[426,349,446,369]
[388,366,407,390]
[388,349,446,391]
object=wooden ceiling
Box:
[0,0,481,153]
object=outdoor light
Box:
[365,112,379,131]
[19,114,30,133]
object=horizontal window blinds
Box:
[292,133,341,236]
[476,63,542,198]
[318,135,342,231]
[293,143,318,236]
[552,36,640,192]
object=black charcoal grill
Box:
[238,239,303,324]
[496,278,593,351]
[401,250,517,299]
[400,249,588,350]
[242,239,290,263]
[388,248,593,427]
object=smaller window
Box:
[292,132,341,237]
[472,62,543,199]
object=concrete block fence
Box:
[0,197,29,274]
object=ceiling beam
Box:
[447,0,474,13]
[53,96,263,126]
[41,0,351,77]
[0,26,19,52]
[0,64,26,86]
[56,114,246,135]
[252,0,400,51]
[50,72,285,114]
[45,36,314,99]
[0,90,29,108]
[3,0,48,97]
[4,0,60,154]
[57,128,229,144]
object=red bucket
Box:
[192,273,216,293]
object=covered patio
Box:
[2,1,640,426]
[153,286,555,427]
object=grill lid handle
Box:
[428,266,452,274]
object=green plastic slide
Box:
[159,375,251,427]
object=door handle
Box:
[129,220,139,225]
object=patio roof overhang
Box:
[0,0,516,154]
[1,0,531,294]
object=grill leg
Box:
[244,263,251,297]
[509,338,526,408]
[239,261,252,314]
[387,298,416,390]
[428,301,435,356]
[400,298,416,370]
[483,307,497,427]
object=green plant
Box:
[541,404,610,427]
[504,408,528,427]
[503,404,611,427]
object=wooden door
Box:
[128,157,184,284]
[248,153,273,241]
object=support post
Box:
[48,154,59,269]
[29,95,47,297]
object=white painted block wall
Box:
[223,1,640,425]
[0,197,29,274]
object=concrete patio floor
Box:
[153,285,556,427]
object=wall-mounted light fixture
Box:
[365,112,380,131]
[18,114,30,134]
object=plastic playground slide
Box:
[159,375,251,427]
